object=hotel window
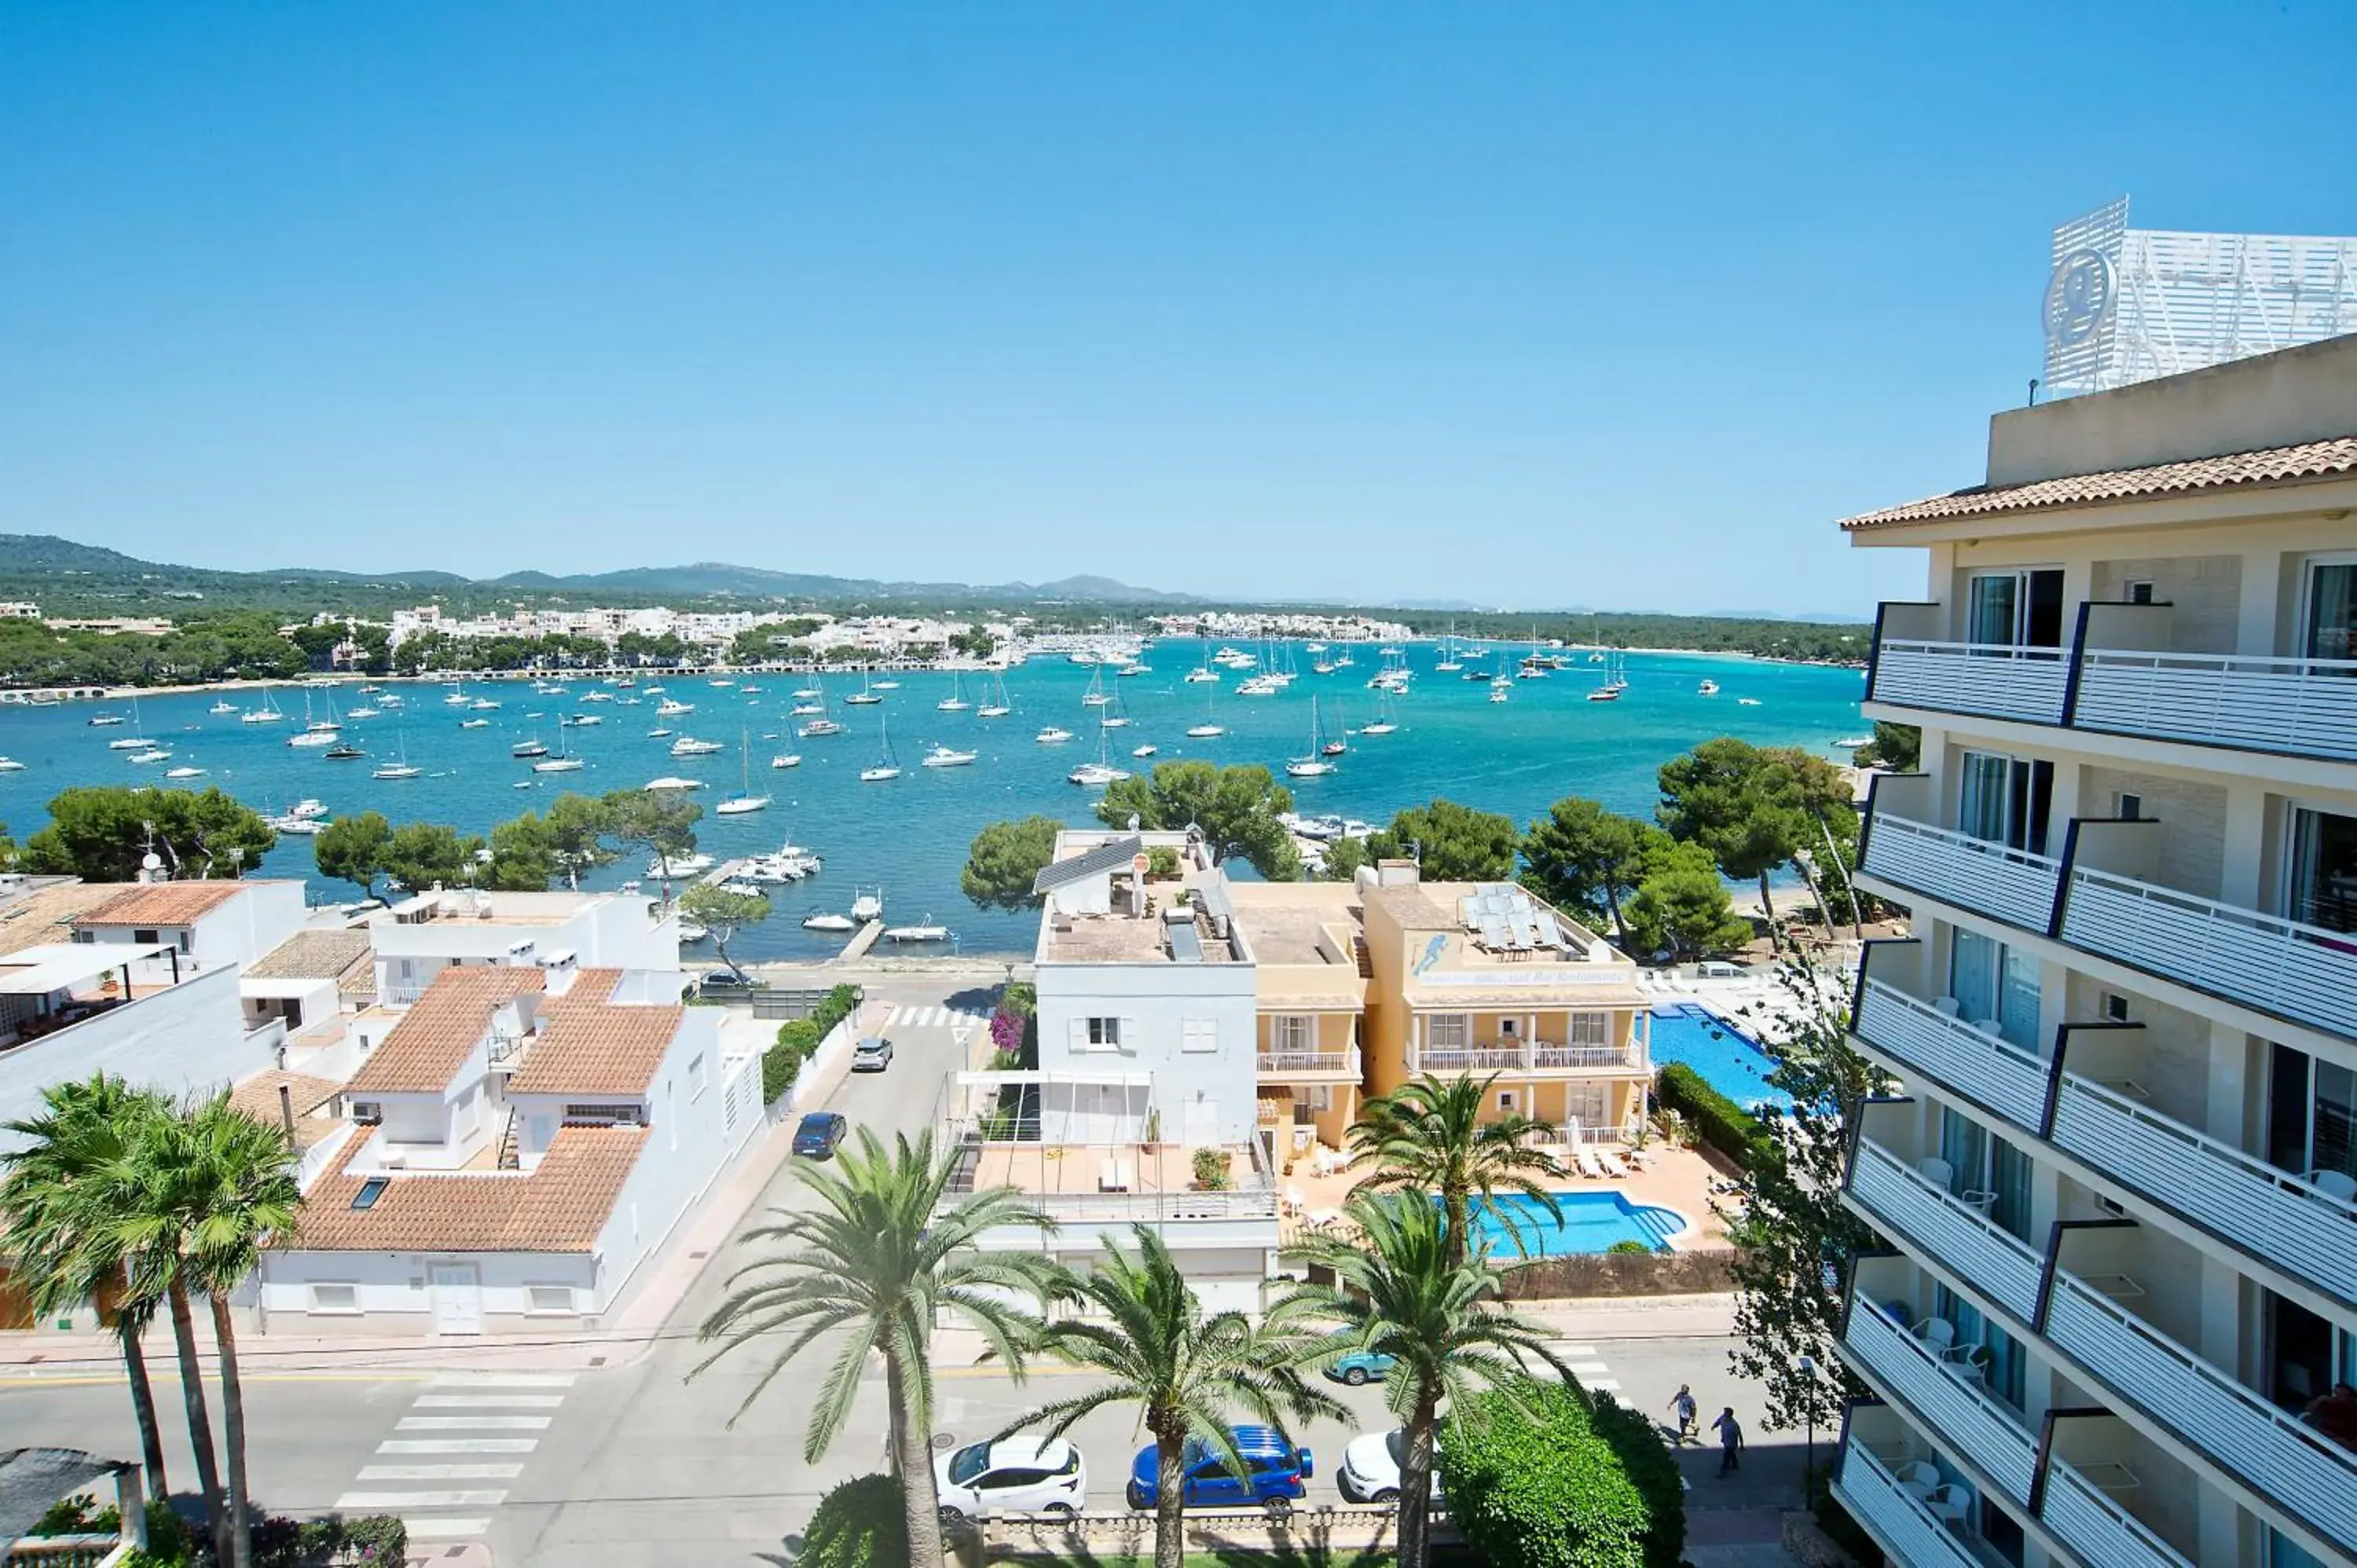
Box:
[1569,1013,1610,1049]
[1564,1084,1607,1128]
[1957,750,2052,857]
[309,1284,359,1314]
[1081,1017,1124,1050]
[2299,556,2357,665]
[1949,929,2041,1052]
[1427,1014,1469,1051]
[1496,1090,1517,1113]
[1272,1016,1314,1053]
[2266,1042,2355,1185]
[2123,579,2157,606]
[527,1285,577,1315]
[1181,1017,1217,1053]
[1966,567,2065,648]
[2284,805,2357,934]
[1304,1086,1332,1112]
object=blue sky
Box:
[5,3,2352,617]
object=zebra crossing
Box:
[1559,1343,1621,1394]
[878,1003,990,1031]
[336,1372,574,1540]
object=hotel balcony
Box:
[1410,1039,1648,1075]
[2058,832,2357,1046]
[1857,775,2062,934]
[1864,598,2357,772]
[1253,1046,1362,1082]
[2041,1222,2357,1560]
[1849,943,2052,1131]
[1841,1255,2040,1506]
[2036,1410,2199,1568]
[1844,1113,2046,1324]
[1832,1410,1992,1568]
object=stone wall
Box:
[1496,1246,1741,1300]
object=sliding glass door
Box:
[1967,569,2065,648]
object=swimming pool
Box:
[1648,1003,1794,1112]
[1462,1191,1688,1258]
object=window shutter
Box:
[1069,1017,1087,1051]
[1121,1017,1139,1051]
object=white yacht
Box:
[460,717,491,729]
[670,736,726,757]
[648,852,715,877]
[860,719,902,782]
[1035,726,1075,744]
[976,672,1014,718]
[1285,699,1336,778]
[801,913,856,932]
[656,698,695,717]
[533,756,586,773]
[937,672,972,713]
[288,728,339,749]
[0,757,22,772]
[1698,678,1721,695]
[126,748,170,764]
[797,716,845,738]
[643,776,705,791]
[717,734,771,814]
[1132,743,1157,758]
[89,712,125,727]
[165,765,206,779]
[1067,731,1130,787]
[882,917,951,943]
[208,700,237,716]
[469,697,501,711]
[922,744,978,768]
[770,753,802,769]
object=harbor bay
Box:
[0,641,1865,962]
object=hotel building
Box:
[1829,335,2357,1567]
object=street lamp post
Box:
[1796,1354,1817,1497]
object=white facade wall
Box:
[1035,961,1260,1147]
[255,1248,601,1333]
[0,968,258,1156]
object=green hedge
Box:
[1440,1378,1684,1568]
[801,1473,907,1568]
[1655,1063,1772,1167]
[761,985,863,1103]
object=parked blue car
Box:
[1324,1349,1397,1387]
[792,1112,848,1159]
[1126,1426,1313,1511]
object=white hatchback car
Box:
[1336,1427,1443,1507]
[934,1435,1088,1522]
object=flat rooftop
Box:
[1223,881,1364,967]
[374,890,601,929]
[1039,907,1238,965]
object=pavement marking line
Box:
[357,1464,526,1482]
[427,1373,577,1389]
[411,1394,568,1409]
[1566,1361,1613,1376]
[1587,1378,1623,1391]
[376,1439,540,1455]
[335,1489,508,1510]
[0,1371,434,1389]
[398,1519,489,1539]
[1556,1344,1598,1357]
[396,1416,552,1431]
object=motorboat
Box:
[1132,743,1157,758]
[647,727,674,738]
[670,736,726,757]
[345,705,381,720]
[648,852,715,877]
[469,698,501,711]
[798,717,845,738]
[643,776,706,790]
[793,687,820,699]
[1184,666,1218,683]
[872,679,899,691]
[1697,679,1721,696]
[1036,727,1075,744]
[677,921,709,944]
[461,717,491,729]
[89,713,125,727]
[849,888,884,921]
[513,738,550,757]
[709,678,735,688]
[533,757,586,773]
[268,813,325,835]
[1186,721,1225,738]
[324,743,366,760]
[562,713,603,727]
[209,700,238,715]
[656,698,695,716]
[1737,697,1762,706]
[922,745,978,768]
[771,753,802,769]
[882,918,951,943]
[165,765,206,779]
[290,799,329,819]
[802,913,856,932]
[0,757,21,772]
[791,702,825,716]
[107,734,155,751]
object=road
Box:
[1,974,1806,1563]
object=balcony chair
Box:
[2307,1168,2357,1204]
[1934,996,1963,1017]
[1925,1482,1976,1530]
[1912,1317,1958,1354]
[1941,1342,1991,1385]
[1915,1156,1956,1187]
[1893,1460,1940,1497]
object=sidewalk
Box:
[1515,1290,1739,1343]
[0,1113,801,1379]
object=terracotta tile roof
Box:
[246,929,372,981]
[1840,434,2357,531]
[505,969,684,1097]
[290,1125,646,1252]
[229,1072,344,1149]
[0,883,139,958]
[349,967,545,1096]
[72,880,252,927]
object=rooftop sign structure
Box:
[2042,196,2357,399]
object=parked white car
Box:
[1336,1427,1442,1507]
[934,1436,1087,1522]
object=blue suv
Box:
[1126,1427,1314,1511]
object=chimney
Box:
[1376,858,1420,888]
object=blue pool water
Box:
[1463,1190,1686,1258]
[1648,1003,1794,1112]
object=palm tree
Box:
[1347,1072,1567,1266]
[1284,1191,1569,1568]
[1015,1226,1346,1568]
[693,1127,1061,1567]
[108,1094,301,1568]
[0,1075,174,1499]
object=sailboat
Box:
[860,717,902,782]
[1080,667,1111,709]
[797,679,845,737]
[534,730,587,771]
[1587,650,1624,701]
[1435,621,1463,673]
[1286,698,1336,778]
[717,731,771,813]
[976,672,1013,719]
[1360,686,1399,736]
[1321,701,1347,757]
[1186,680,1225,739]
[1067,729,1130,787]
[241,687,287,724]
[1184,636,1219,684]
[844,670,884,706]
[937,672,972,713]
[512,735,550,758]
[104,695,155,749]
[372,732,423,780]
[1098,687,1131,729]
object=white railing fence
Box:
[1853,980,2051,1130]
[1849,1141,2044,1321]
[2074,649,2357,762]
[1872,639,2069,724]
[2041,1456,2194,1568]
[1830,1438,1979,1568]
[1842,1295,2039,1501]
[1863,815,2062,932]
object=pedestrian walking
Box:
[1713,1407,1744,1476]
[1668,1384,1699,1445]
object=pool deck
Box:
[1277,1141,1730,1254]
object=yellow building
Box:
[1223,881,1370,1154]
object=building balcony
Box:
[2072,647,2357,763]
[1870,635,2070,725]
[1858,779,2062,934]
[1850,959,2051,1133]
[1846,1134,2046,1324]
[2041,1229,2357,1559]
[1840,1267,2040,1505]
[1254,1046,1362,1080]
[2038,1413,2198,1568]
[2048,1074,2357,1312]
[1831,1432,1985,1568]
[2058,862,2357,1045]
[1411,1040,1646,1075]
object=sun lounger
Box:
[1283,1185,1307,1216]
[1576,1148,1607,1179]
[1598,1149,1631,1178]
[1304,1207,1344,1231]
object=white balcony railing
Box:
[1255,1048,1360,1077]
[2041,1456,2194,1568]
[1830,1438,1980,1568]
[2044,1272,2357,1554]
[2051,1075,2357,1310]
[1853,980,2051,1131]
[1415,1046,1527,1072]
[2074,649,2357,763]
[2059,866,2357,1044]
[1842,1294,2039,1502]
[1862,814,2064,932]
[1413,1042,1642,1074]
[1872,639,2069,724]
[1530,1042,1644,1070]
[1849,1141,2045,1323]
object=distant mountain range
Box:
[0,535,1206,610]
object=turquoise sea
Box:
[0,642,1867,962]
